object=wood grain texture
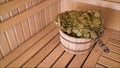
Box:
[0,0,31,16]
[98,56,120,67]
[83,29,112,67]
[0,23,56,68]
[108,38,120,47]
[0,0,59,32]
[40,10,46,28]
[1,13,10,21]
[34,12,41,32]
[14,23,25,46]
[0,32,10,57]
[95,64,106,68]
[110,31,120,41]
[5,27,18,50]
[7,27,58,67]
[21,19,31,41]
[28,15,36,36]
[106,43,120,54]
[37,44,64,67]
[101,51,120,62]
[23,35,60,67]
[52,51,74,67]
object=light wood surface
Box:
[0,0,120,68]
[0,23,56,67]
[0,0,60,59]
[0,23,120,68]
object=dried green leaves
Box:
[55,10,104,39]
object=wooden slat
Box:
[5,27,18,50]
[14,23,25,46]
[37,44,64,67]
[0,0,59,32]
[110,32,120,41]
[83,29,112,67]
[32,0,38,6]
[0,32,10,57]
[95,64,106,68]
[68,53,89,67]
[34,12,41,32]
[112,30,120,35]
[41,9,46,28]
[23,35,60,67]
[7,27,58,67]
[0,0,31,16]
[11,8,19,17]
[107,38,120,47]
[98,56,120,67]
[52,51,74,67]
[107,44,120,54]
[45,6,50,25]
[21,19,31,41]
[68,41,95,67]
[68,42,95,67]
[28,15,36,36]
[101,51,120,62]
[18,5,26,13]
[1,13,10,21]
[0,23,56,67]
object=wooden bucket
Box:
[59,30,94,54]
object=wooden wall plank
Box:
[18,5,26,13]
[14,23,25,46]
[1,13,10,21]
[39,12,43,30]
[11,8,19,17]
[28,15,36,36]
[38,44,64,67]
[0,32,11,56]
[45,7,50,24]
[0,0,31,16]
[0,0,59,32]
[0,23,56,68]
[41,9,46,28]
[7,27,58,67]
[21,19,31,41]
[5,28,18,50]
[34,12,41,32]
[23,35,60,67]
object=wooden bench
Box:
[0,0,120,67]
[0,22,120,67]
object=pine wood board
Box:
[23,35,60,67]
[83,28,112,67]
[52,51,74,68]
[0,23,56,67]
[37,44,64,67]
[98,56,120,67]
[7,26,58,67]
[101,51,120,62]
